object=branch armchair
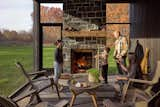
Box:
[0,90,36,107]
[122,61,160,106]
[103,61,160,107]
[15,62,60,105]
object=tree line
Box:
[0,29,33,44]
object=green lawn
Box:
[0,45,117,96]
[0,45,33,96]
[108,48,118,74]
[43,45,56,68]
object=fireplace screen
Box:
[71,49,93,73]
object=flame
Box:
[77,57,87,67]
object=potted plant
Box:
[87,68,100,83]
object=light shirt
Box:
[101,50,108,65]
[114,36,128,58]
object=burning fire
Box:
[77,56,87,67]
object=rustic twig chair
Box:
[0,89,36,107]
[104,61,160,107]
[103,88,160,107]
[118,60,160,106]
[0,95,69,107]
[124,61,160,101]
[0,96,18,107]
[15,61,60,105]
[104,77,160,107]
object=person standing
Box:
[101,47,110,83]
[95,47,110,83]
[113,31,128,75]
[135,40,144,65]
[54,40,63,84]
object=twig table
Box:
[68,75,102,107]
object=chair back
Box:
[15,62,35,88]
[144,61,160,96]
[0,96,18,107]
[152,61,160,84]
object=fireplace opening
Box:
[71,49,93,73]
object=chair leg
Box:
[70,94,76,107]
[50,78,54,91]
[27,94,41,106]
[36,94,42,103]
[51,85,54,91]
[55,84,61,99]
[87,91,98,107]
[90,94,98,107]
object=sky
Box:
[0,0,33,32]
[0,0,63,32]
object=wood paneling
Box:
[130,0,160,71]
[131,0,160,38]
[130,39,160,71]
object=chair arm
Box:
[28,70,47,76]
[31,78,51,82]
[148,89,160,102]
[12,90,36,102]
[129,78,153,85]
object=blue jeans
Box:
[54,61,62,84]
[116,56,127,75]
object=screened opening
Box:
[106,3,130,39]
[40,3,63,69]
[106,3,130,73]
[42,26,62,68]
[40,3,63,23]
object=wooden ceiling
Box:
[36,0,135,3]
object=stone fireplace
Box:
[63,35,106,73]
[62,0,107,73]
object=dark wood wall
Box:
[130,0,160,71]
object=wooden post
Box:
[33,0,41,72]
[95,46,99,70]
[97,45,100,70]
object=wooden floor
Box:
[17,75,120,107]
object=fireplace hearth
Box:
[71,49,93,73]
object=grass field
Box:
[108,48,118,74]
[43,45,55,68]
[0,45,34,96]
[0,45,117,96]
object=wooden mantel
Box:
[63,30,108,37]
